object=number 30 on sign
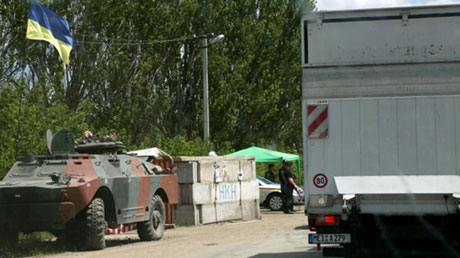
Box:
[313,174,328,188]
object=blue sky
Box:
[316,0,460,10]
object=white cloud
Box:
[316,0,460,11]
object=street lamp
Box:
[202,33,224,142]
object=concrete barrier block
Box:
[220,161,240,182]
[215,202,242,222]
[197,161,216,183]
[175,205,199,226]
[240,180,260,200]
[179,184,193,204]
[200,204,217,224]
[176,161,197,184]
[192,183,212,204]
[239,160,256,180]
[241,199,260,220]
[174,156,259,226]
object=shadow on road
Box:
[249,251,320,258]
[294,225,308,230]
[105,238,139,248]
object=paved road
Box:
[49,209,330,258]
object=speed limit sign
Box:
[313,174,328,188]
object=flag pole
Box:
[63,63,67,91]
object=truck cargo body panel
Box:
[304,95,460,215]
[302,5,460,67]
[302,5,460,216]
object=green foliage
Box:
[255,159,303,186]
[1,232,64,257]
[160,135,215,157]
[0,0,315,178]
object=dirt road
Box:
[48,209,325,258]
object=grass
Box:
[0,232,67,258]
[0,232,142,257]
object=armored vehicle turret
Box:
[0,129,178,250]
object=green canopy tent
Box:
[226,146,301,178]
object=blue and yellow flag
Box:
[26,1,73,64]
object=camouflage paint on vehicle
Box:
[0,129,178,234]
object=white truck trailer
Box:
[302,5,460,257]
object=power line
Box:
[2,18,212,45]
[73,33,211,45]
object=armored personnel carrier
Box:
[0,129,178,250]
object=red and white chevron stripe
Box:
[307,105,328,138]
[106,224,137,234]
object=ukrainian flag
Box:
[26,1,72,64]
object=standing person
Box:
[264,164,276,182]
[279,160,301,214]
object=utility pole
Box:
[201,34,224,142]
[202,37,210,142]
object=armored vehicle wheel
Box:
[83,198,106,250]
[267,193,283,211]
[54,229,81,247]
[0,230,18,247]
[137,195,165,241]
[54,214,87,248]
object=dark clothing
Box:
[279,167,294,212]
[264,170,276,182]
[283,184,294,212]
[278,167,294,185]
[278,167,285,185]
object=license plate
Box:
[308,233,351,244]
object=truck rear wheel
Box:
[137,195,165,241]
[84,198,106,250]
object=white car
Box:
[256,176,304,211]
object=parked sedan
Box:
[256,176,304,211]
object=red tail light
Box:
[325,216,336,224]
[315,215,340,226]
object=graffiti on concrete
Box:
[217,183,238,200]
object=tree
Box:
[0,0,315,178]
